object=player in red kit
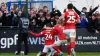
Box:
[63,3,81,56]
[44,18,67,56]
[29,23,58,56]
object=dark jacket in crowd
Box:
[14,16,21,26]
[2,13,8,26]
[94,18,100,32]
[2,12,15,26]
[87,19,96,33]
[0,16,2,23]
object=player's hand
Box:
[28,30,32,33]
[97,5,99,7]
[90,6,92,8]
[95,30,99,33]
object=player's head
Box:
[67,3,73,9]
[43,23,52,30]
[57,17,64,25]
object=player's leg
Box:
[67,40,71,56]
[52,40,62,53]
[16,33,23,55]
[70,38,76,56]
[37,51,41,56]
[63,29,71,56]
[59,45,62,51]
[70,30,76,56]
[55,35,62,52]
[23,33,29,55]
[40,46,48,56]
[48,45,58,56]
[53,52,58,56]
[52,41,63,56]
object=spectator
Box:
[2,10,9,26]
[45,12,51,24]
[95,11,99,15]
[80,13,88,28]
[0,11,2,25]
[43,6,49,16]
[29,10,37,30]
[1,2,6,12]
[28,8,31,15]
[36,10,45,27]
[15,7,19,15]
[94,14,100,33]
[82,7,87,14]
[21,7,26,17]
[51,8,61,18]
[9,8,16,26]
[14,11,22,26]
[87,14,97,33]
[32,7,37,14]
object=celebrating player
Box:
[29,23,58,56]
[44,18,67,56]
[63,3,80,56]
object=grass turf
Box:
[0,52,100,56]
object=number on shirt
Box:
[45,34,52,40]
[67,16,75,23]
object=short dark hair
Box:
[82,7,87,10]
[67,3,73,9]
[43,6,47,8]
[45,23,52,27]
[92,14,96,16]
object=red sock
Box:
[71,42,75,48]
[67,45,71,55]
[59,45,62,51]
[53,46,61,53]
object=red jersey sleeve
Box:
[29,31,45,37]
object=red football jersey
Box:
[53,25,67,40]
[64,9,79,29]
[29,29,55,45]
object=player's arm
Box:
[29,31,43,37]
[73,6,81,15]
[75,13,81,24]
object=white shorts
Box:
[54,40,67,46]
[43,45,55,53]
[63,29,76,39]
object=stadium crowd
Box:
[0,2,100,33]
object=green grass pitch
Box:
[0,52,100,56]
